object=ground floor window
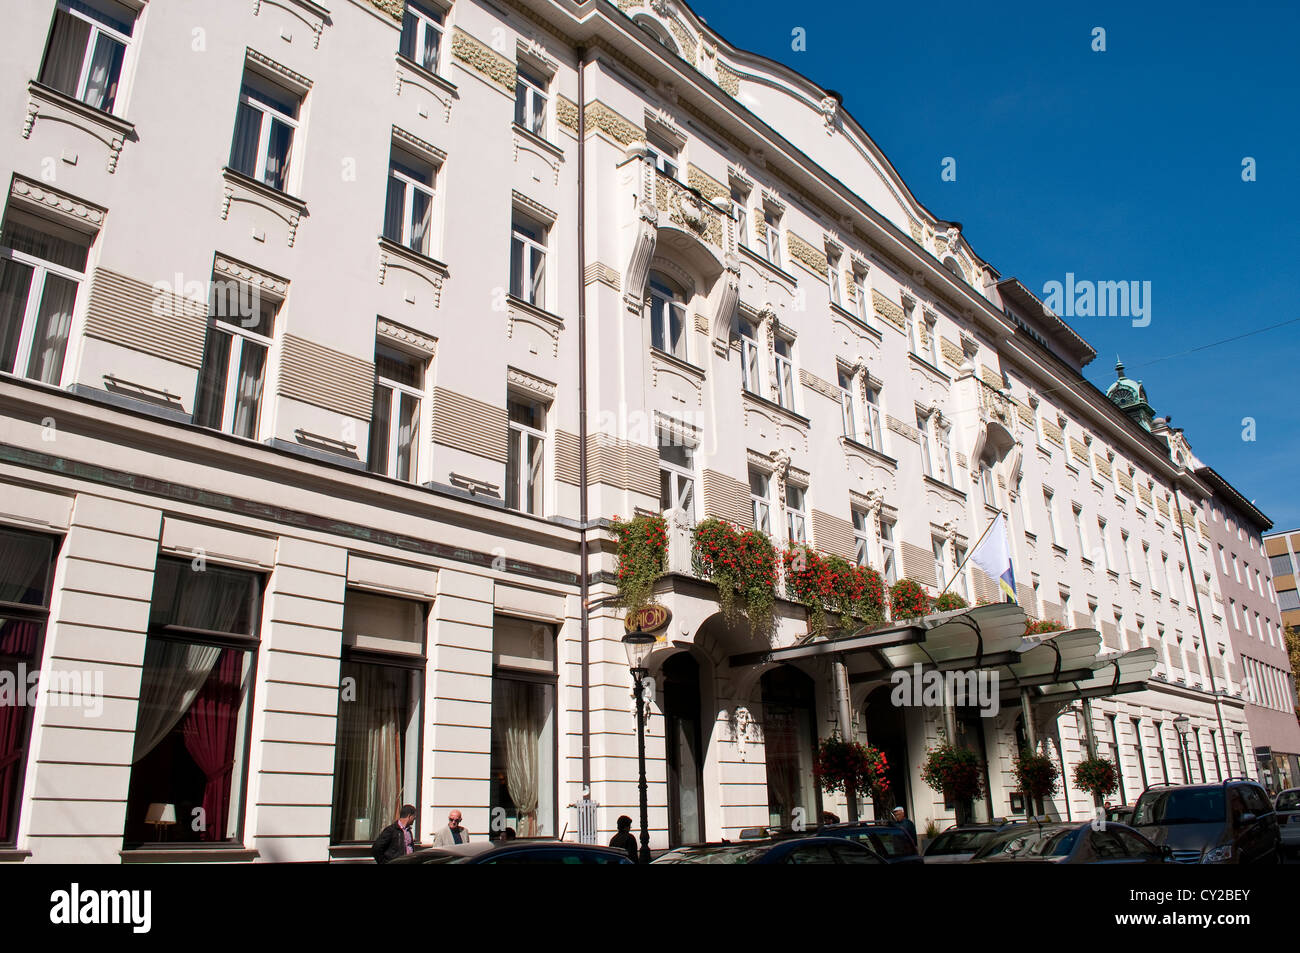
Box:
[124,560,260,847]
[0,529,57,845]
[489,616,556,838]
[761,666,819,829]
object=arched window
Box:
[633,15,678,54]
[943,257,964,281]
[647,273,688,361]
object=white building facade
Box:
[0,0,1256,862]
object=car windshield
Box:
[652,844,771,864]
[1132,788,1225,825]
[927,829,995,855]
[1276,791,1300,811]
[975,827,1080,859]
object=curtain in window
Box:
[193,327,231,430]
[0,534,50,606]
[82,33,124,111]
[231,342,266,439]
[764,706,801,826]
[182,648,245,841]
[25,273,77,385]
[0,260,34,374]
[228,102,262,179]
[131,640,221,764]
[396,392,418,480]
[383,177,404,245]
[0,619,40,841]
[39,11,88,98]
[408,188,431,254]
[502,681,541,836]
[333,663,403,842]
[263,120,292,191]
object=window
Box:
[1232,553,1241,583]
[979,458,996,508]
[507,396,546,515]
[952,542,968,600]
[918,410,935,478]
[1269,552,1293,577]
[0,529,57,845]
[837,367,856,439]
[827,252,842,308]
[1218,545,1228,575]
[749,467,771,535]
[851,270,867,321]
[490,616,557,837]
[368,347,425,482]
[193,277,278,439]
[229,69,301,193]
[1073,506,1087,558]
[735,316,761,395]
[399,1,445,74]
[730,185,749,248]
[646,132,679,180]
[1279,589,1300,612]
[879,517,897,584]
[384,147,438,257]
[758,206,782,268]
[332,590,425,844]
[863,382,883,452]
[1043,489,1059,545]
[852,508,870,567]
[1163,555,1174,600]
[509,212,547,307]
[38,0,136,114]
[659,432,695,523]
[124,559,261,847]
[514,64,548,137]
[785,484,807,545]
[1097,519,1111,572]
[1143,544,1155,591]
[773,336,795,410]
[0,211,89,386]
[937,421,954,485]
[933,536,948,591]
[924,315,940,367]
[648,276,687,361]
[1229,599,1239,629]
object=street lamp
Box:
[622,629,656,864]
[1173,715,1195,783]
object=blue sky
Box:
[690,0,1300,528]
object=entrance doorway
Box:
[663,652,705,846]
[864,685,908,819]
[954,707,993,824]
[761,666,820,829]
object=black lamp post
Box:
[622,629,656,864]
[1173,715,1195,783]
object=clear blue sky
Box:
[690,0,1300,528]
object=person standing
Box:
[432,809,471,846]
[892,806,917,845]
[372,805,418,863]
[609,815,638,863]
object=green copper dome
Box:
[1105,358,1155,431]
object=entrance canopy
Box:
[1030,646,1160,704]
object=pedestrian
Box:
[431,809,471,846]
[609,815,638,863]
[372,804,418,863]
[891,806,917,845]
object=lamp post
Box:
[1173,715,1195,783]
[622,629,656,864]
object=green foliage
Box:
[692,517,777,639]
[920,742,985,800]
[890,578,931,620]
[610,513,666,614]
[1073,757,1119,799]
[1013,747,1061,801]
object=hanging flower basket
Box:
[933,592,968,613]
[890,578,930,621]
[1013,746,1061,801]
[1025,618,1066,636]
[813,736,890,797]
[610,513,666,615]
[1073,757,1119,800]
[691,517,777,638]
[784,547,887,635]
[920,742,985,801]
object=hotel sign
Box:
[624,604,671,634]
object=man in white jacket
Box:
[431,809,471,847]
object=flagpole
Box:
[938,508,1005,596]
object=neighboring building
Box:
[1263,527,1300,785]
[1197,471,1299,792]
[0,0,1261,863]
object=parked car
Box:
[922,823,1008,864]
[814,821,923,864]
[1274,787,1300,858]
[969,821,1170,864]
[1128,779,1280,864]
[389,840,634,864]
[1104,804,1135,825]
[652,836,885,864]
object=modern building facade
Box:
[0,0,1270,863]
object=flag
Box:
[971,513,1017,603]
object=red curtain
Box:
[182,649,243,842]
[0,620,40,839]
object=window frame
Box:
[385,148,438,257]
[509,212,548,307]
[513,63,550,138]
[772,336,795,411]
[230,71,301,193]
[749,467,772,536]
[0,215,90,386]
[648,277,688,362]
[39,0,136,116]
[368,346,426,482]
[506,394,547,516]
[736,316,762,396]
[785,483,808,545]
[399,0,446,75]
[193,287,278,440]
[658,433,696,524]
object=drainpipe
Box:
[832,654,858,821]
[1173,484,1231,774]
[576,47,591,793]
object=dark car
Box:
[652,836,885,864]
[1128,780,1281,864]
[922,823,1009,864]
[969,821,1169,864]
[389,840,634,864]
[814,822,923,864]
[1104,804,1135,825]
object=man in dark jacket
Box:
[372,805,418,863]
[609,815,639,863]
